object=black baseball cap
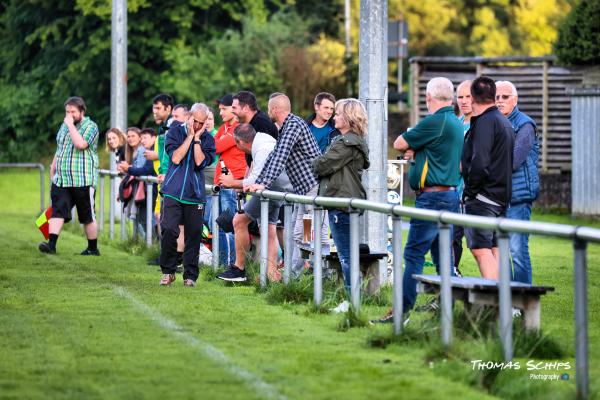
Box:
[216,94,234,107]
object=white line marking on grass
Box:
[113,286,286,400]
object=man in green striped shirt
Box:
[39,96,101,256]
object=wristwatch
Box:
[193,140,201,145]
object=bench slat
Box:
[413,274,555,294]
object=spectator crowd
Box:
[38,77,540,319]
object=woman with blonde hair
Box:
[104,127,127,162]
[313,98,370,311]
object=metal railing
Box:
[248,188,598,400]
[97,170,597,399]
[0,163,46,212]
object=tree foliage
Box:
[555,0,600,65]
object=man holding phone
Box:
[158,103,216,287]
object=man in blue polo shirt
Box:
[374,77,463,324]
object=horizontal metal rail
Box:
[96,170,594,399]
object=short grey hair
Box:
[426,77,454,102]
[233,123,257,143]
[495,81,518,96]
[190,102,209,115]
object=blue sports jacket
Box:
[160,121,216,204]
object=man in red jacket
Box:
[213,94,246,266]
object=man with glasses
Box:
[496,81,539,284]
[158,103,216,287]
[462,77,514,280]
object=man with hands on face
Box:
[39,96,100,256]
[158,103,216,287]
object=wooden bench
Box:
[413,274,555,330]
[299,244,387,295]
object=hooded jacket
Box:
[313,132,370,199]
[160,121,216,204]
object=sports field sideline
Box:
[1,169,599,399]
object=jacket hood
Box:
[339,132,370,169]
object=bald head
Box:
[268,92,291,125]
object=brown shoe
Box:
[183,279,196,287]
[160,273,176,286]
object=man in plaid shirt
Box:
[248,93,331,276]
[39,96,101,255]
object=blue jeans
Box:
[403,190,459,313]
[329,210,351,293]
[204,190,237,266]
[507,202,532,284]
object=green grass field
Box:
[1,169,599,399]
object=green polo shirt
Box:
[402,106,463,190]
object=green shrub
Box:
[555,0,600,65]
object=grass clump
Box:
[337,306,369,331]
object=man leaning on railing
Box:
[373,77,464,325]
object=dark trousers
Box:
[160,196,204,281]
[452,202,465,269]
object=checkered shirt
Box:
[255,113,321,195]
[53,116,99,187]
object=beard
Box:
[74,115,83,124]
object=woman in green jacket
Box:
[313,98,370,304]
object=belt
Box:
[415,185,456,196]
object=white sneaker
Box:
[331,300,350,314]
[512,308,522,318]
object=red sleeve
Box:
[215,125,236,154]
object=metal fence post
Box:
[438,223,453,347]
[109,175,115,240]
[39,164,45,213]
[120,202,126,241]
[498,231,513,361]
[259,197,269,289]
[146,180,152,247]
[99,175,105,233]
[211,191,220,271]
[392,216,404,334]
[350,210,360,312]
[313,206,324,307]
[574,238,589,399]
[283,202,294,285]
[132,204,138,242]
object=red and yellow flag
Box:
[36,207,53,239]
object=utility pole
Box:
[344,0,352,96]
[359,0,389,287]
[110,0,127,229]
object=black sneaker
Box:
[38,242,56,254]
[370,309,410,326]
[414,297,439,312]
[80,248,100,256]
[217,265,247,282]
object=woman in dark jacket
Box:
[313,98,369,308]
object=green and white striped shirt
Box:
[53,116,99,187]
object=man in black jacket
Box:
[305,92,340,153]
[462,76,514,280]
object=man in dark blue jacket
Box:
[305,92,340,153]
[159,103,216,287]
[496,80,539,284]
[462,77,514,281]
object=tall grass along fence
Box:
[97,169,600,399]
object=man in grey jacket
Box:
[217,123,292,282]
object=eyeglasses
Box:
[495,94,513,100]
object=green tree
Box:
[555,0,600,65]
